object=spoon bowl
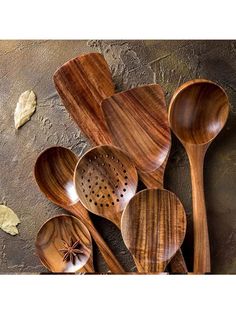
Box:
[74,145,138,228]
[121,189,187,273]
[169,79,229,145]
[35,215,93,273]
[34,146,79,207]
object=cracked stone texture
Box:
[0,40,236,274]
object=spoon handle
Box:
[187,144,211,274]
[76,254,95,273]
[68,202,125,273]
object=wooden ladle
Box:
[35,215,94,273]
[74,145,138,228]
[168,79,229,273]
[121,189,187,273]
[34,146,125,273]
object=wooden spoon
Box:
[35,215,94,273]
[74,145,138,228]
[168,79,229,273]
[101,84,187,273]
[121,189,187,273]
[53,52,114,145]
[34,146,125,273]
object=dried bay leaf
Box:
[0,205,20,235]
[14,90,37,129]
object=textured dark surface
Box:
[0,40,235,274]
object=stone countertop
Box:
[0,40,236,274]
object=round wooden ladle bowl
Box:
[74,145,138,228]
[169,79,229,145]
[35,215,93,273]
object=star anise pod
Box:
[58,238,85,265]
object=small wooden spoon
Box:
[34,146,124,273]
[35,215,94,273]
[74,145,138,228]
[168,79,229,273]
[53,52,114,145]
[121,189,187,273]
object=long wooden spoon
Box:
[168,79,229,273]
[101,84,187,273]
[34,146,124,273]
[35,215,94,273]
[121,189,187,273]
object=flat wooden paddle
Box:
[53,52,114,145]
[101,84,187,273]
[121,189,187,273]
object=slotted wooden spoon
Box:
[121,189,187,273]
[34,146,124,273]
[168,79,229,273]
[74,145,138,228]
[101,84,187,273]
[35,215,94,273]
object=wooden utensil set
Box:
[35,53,229,274]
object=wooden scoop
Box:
[35,215,94,273]
[121,189,187,273]
[74,145,138,228]
[34,146,124,273]
[53,52,114,145]
[101,84,187,273]
[168,79,229,273]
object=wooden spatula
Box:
[53,52,114,145]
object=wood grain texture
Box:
[101,84,171,173]
[168,79,229,273]
[121,189,187,273]
[74,145,138,228]
[35,215,94,273]
[34,146,125,273]
[53,53,114,145]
